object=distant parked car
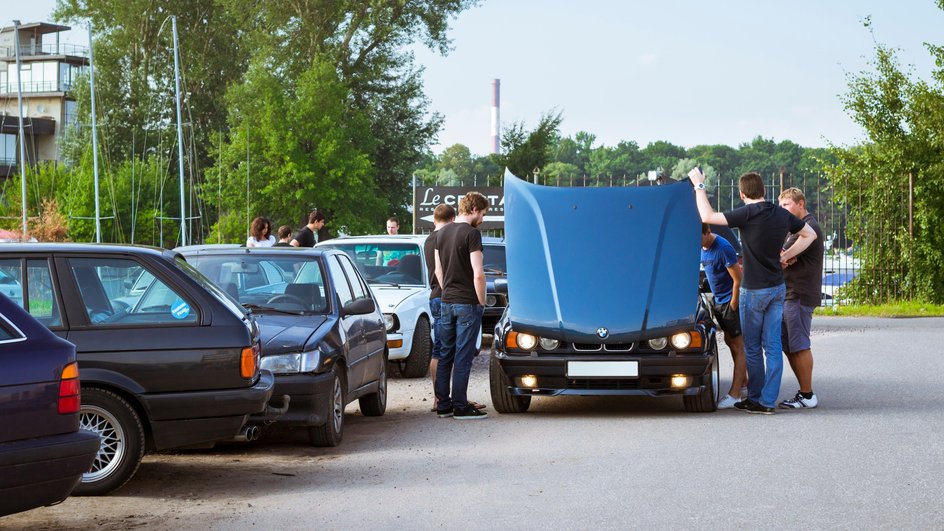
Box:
[0,244,274,495]
[822,270,858,306]
[317,236,433,377]
[0,293,100,517]
[482,237,507,333]
[179,246,387,447]
[0,267,23,305]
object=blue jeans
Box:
[434,303,483,410]
[739,284,786,408]
[429,298,443,360]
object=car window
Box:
[67,257,198,326]
[338,255,368,300]
[0,259,24,307]
[483,244,506,275]
[27,259,62,327]
[319,242,424,285]
[0,313,25,343]
[328,256,354,307]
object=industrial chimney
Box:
[491,79,500,155]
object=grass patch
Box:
[815,301,944,317]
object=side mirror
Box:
[342,297,375,317]
[494,278,508,295]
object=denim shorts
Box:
[781,298,813,353]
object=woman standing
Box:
[247,217,276,247]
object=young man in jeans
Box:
[434,192,489,420]
[689,168,817,414]
[424,204,455,411]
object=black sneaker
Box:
[734,399,752,411]
[453,405,488,420]
[436,407,454,418]
[744,401,775,415]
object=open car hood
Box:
[504,170,700,343]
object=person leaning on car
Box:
[700,223,748,409]
[778,187,824,409]
[434,192,489,420]
[424,203,455,411]
[689,167,817,415]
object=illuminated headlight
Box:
[539,337,560,351]
[647,337,668,350]
[260,350,321,374]
[516,333,538,350]
[670,332,692,350]
[383,313,398,332]
[485,294,498,307]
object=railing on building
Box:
[0,43,89,58]
[0,81,76,94]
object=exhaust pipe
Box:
[266,395,291,417]
[233,425,259,442]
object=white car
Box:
[318,235,433,377]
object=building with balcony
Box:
[0,22,88,177]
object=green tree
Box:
[493,111,564,180]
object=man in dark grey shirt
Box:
[778,188,825,409]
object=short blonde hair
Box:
[779,187,806,205]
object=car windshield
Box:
[185,254,329,314]
[174,257,248,317]
[483,244,506,275]
[319,242,425,286]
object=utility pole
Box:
[171,16,187,246]
[89,23,102,242]
[13,21,28,240]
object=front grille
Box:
[572,343,602,351]
[570,342,634,352]
[603,343,634,352]
[567,378,641,390]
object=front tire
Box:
[309,367,345,447]
[399,317,432,378]
[75,388,146,496]
[359,351,388,417]
[489,354,531,413]
[683,340,720,413]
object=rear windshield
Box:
[318,242,424,286]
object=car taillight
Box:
[58,362,81,414]
[241,344,260,379]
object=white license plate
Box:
[566,361,638,377]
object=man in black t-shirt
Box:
[778,188,825,409]
[689,168,818,414]
[433,192,489,420]
[424,204,455,411]
[291,210,326,247]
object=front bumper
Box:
[386,331,409,360]
[249,370,335,427]
[495,352,712,397]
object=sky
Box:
[11,0,944,155]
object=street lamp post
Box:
[12,20,28,240]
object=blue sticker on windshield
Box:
[171,298,191,320]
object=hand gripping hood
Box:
[504,170,701,343]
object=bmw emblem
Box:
[596,327,608,339]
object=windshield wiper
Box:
[241,303,305,315]
[368,280,400,287]
[484,268,505,275]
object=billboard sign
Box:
[414,186,505,231]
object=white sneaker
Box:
[717,394,739,409]
[779,391,818,409]
[740,386,749,400]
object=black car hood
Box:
[504,170,701,343]
[257,314,329,355]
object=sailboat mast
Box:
[88,23,102,243]
[171,15,187,247]
[12,21,27,240]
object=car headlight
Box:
[647,337,668,350]
[383,313,399,332]
[539,337,560,351]
[485,294,497,307]
[670,332,692,350]
[507,331,538,351]
[260,350,322,374]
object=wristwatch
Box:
[694,182,706,190]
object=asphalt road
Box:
[5,317,943,530]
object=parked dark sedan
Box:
[482,237,507,334]
[0,244,274,495]
[489,171,719,414]
[179,246,387,447]
[0,293,100,516]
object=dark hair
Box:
[701,223,711,235]
[308,210,326,224]
[250,216,270,240]
[387,216,399,225]
[277,225,292,239]
[739,172,765,200]
[433,203,456,223]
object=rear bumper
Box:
[144,371,275,450]
[0,430,100,516]
[495,352,712,397]
[249,370,335,427]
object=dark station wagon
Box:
[489,171,720,414]
[0,293,100,516]
[0,244,275,495]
